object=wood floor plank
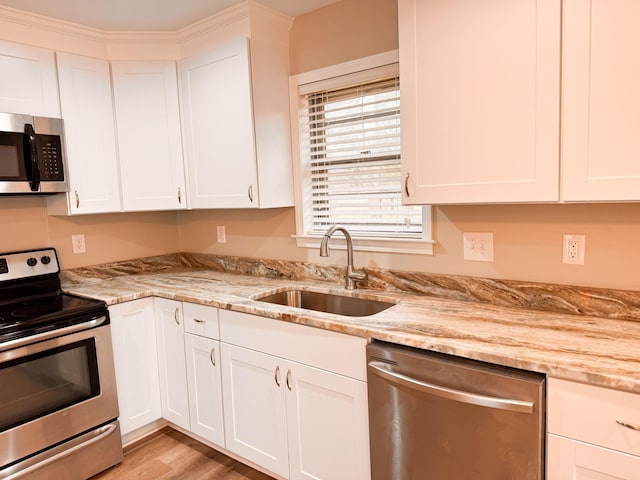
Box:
[92,428,275,480]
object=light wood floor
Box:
[92,428,276,480]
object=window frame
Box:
[289,50,434,255]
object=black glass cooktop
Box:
[0,247,109,344]
[0,292,107,343]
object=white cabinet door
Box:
[286,362,370,480]
[398,0,560,204]
[111,61,186,211]
[0,40,60,117]
[51,52,121,214]
[108,299,161,436]
[221,343,289,478]
[154,298,190,430]
[179,38,259,209]
[548,434,640,480]
[184,333,224,447]
[562,0,640,201]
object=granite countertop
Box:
[61,254,640,395]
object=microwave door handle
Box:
[24,123,40,192]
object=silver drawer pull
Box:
[209,348,216,367]
[193,318,206,324]
[616,420,640,432]
[274,365,281,387]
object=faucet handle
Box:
[348,269,368,284]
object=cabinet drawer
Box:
[219,309,367,381]
[183,303,219,340]
[548,378,640,456]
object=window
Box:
[290,51,433,255]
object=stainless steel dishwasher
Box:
[367,341,545,479]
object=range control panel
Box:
[0,248,60,281]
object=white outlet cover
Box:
[563,234,585,265]
[463,232,494,262]
[71,234,86,254]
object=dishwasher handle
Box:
[368,361,535,414]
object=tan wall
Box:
[289,0,399,75]
[0,197,180,270]
[178,0,640,292]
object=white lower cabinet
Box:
[184,333,225,447]
[220,310,370,480]
[285,356,370,480]
[221,344,289,477]
[108,299,161,436]
[154,298,190,430]
[547,377,640,480]
[548,434,640,480]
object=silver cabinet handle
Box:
[248,185,254,203]
[617,420,640,432]
[209,348,216,367]
[75,190,80,208]
[404,173,410,197]
[286,369,292,391]
[274,365,281,387]
[174,307,180,325]
[193,318,205,324]
[178,187,182,204]
[368,361,534,414]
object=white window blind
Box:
[299,75,423,239]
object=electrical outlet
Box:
[463,232,494,262]
[217,225,226,243]
[71,234,86,254]
[563,234,585,265]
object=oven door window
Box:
[0,338,100,432]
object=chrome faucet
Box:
[319,225,367,290]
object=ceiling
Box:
[0,0,341,31]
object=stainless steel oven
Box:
[0,248,122,480]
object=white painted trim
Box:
[289,50,434,255]
[292,50,400,86]
[293,233,435,256]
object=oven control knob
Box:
[41,255,51,265]
[26,257,38,267]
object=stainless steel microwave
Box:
[0,112,68,194]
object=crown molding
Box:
[0,5,109,43]
[0,1,291,46]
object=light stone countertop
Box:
[61,267,640,395]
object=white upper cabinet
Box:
[179,36,293,209]
[111,61,186,211]
[179,38,258,209]
[48,52,121,215]
[399,0,561,204]
[562,0,640,201]
[0,40,60,118]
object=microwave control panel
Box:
[35,134,64,181]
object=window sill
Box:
[293,234,434,255]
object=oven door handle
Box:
[0,316,108,353]
[368,361,535,414]
[3,422,118,480]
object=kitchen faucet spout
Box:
[319,225,367,290]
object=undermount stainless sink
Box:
[254,289,395,317]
